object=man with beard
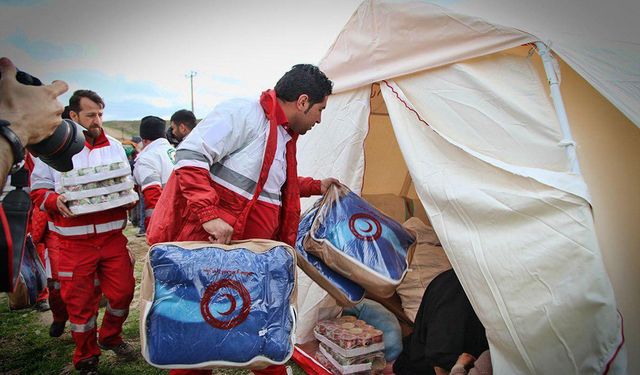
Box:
[31,90,136,374]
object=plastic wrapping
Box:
[314,317,385,356]
[305,184,416,297]
[140,240,297,369]
[296,203,365,307]
[56,162,137,215]
[312,316,386,375]
[8,237,47,310]
[318,345,385,375]
[66,190,138,215]
[58,162,129,186]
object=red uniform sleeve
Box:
[142,185,162,228]
[142,185,162,211]
[175,166,237,227]
[298,176,322,197]
[30,188,60,216]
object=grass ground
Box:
[0,225,305,375]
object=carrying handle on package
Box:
[152,238,295,254]
[312,182,351,231]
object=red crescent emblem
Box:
[219,293,237,316]
[200,279,251,330]
[349,213,382,241]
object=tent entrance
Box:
[361,83,429,225]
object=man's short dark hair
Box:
[68,89,104,113]
[61,105,71,119]
[170,109,197,130]
[274,64,333,106]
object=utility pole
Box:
[186,71,197,113]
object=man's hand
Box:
[320,177,340,194]
[455,352,476,368]
[202,218,234,244]
[56,195,75,218]
[0,57,68,146]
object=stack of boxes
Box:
[57,161,138,215]
[313,316,386,374]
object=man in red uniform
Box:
[31,90,136,374]
[148,64,337,375]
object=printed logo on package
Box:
[200,277,252,330]
[348,213,382,241]
[307,186,416,298]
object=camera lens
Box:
[27,119,84,172]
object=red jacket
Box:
[147,90,321,246]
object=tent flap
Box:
[380,78,622,374]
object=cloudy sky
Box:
[0,0,363,120]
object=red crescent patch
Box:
[219,293,237,316]
[200,279,251,330]
[349,213,382,241]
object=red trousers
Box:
[44,234,68,323]
[58,231,134,366]
[35,243,49,302]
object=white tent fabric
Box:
[295,0,627,373]
[320,0,537,94]
[434,0,640,129]
[382,52,591,202]
[382,69,619,374]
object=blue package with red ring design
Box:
[304,184,416,298]
[295,202,366,307]
[139,240,297,369]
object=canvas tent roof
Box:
[321,0,640,128]
[433,0,640,130]
[295,1,634,374]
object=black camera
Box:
[1,69,84,293]
[3,70,84,172]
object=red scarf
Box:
[233,90,300,246]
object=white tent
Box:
[296,1,639,373]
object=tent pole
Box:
[535,42,582,174]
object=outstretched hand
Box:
[320,177,340,194]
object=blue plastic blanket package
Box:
[296,204,365,306]
[22,238,47,305]
[309,187,416,295]
[145,243,296,366]
[9,237,47,309]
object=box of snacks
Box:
[56,162,138,215]
[313,316,385,357]
[317,345,385,375]
[58,161,131,186]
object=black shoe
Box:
[98,341,136,361]
[49,321,66,337]
[76,355,98,375]
[34,300,50,312]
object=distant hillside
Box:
[103,120,140,142]
[103,117,201,142]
